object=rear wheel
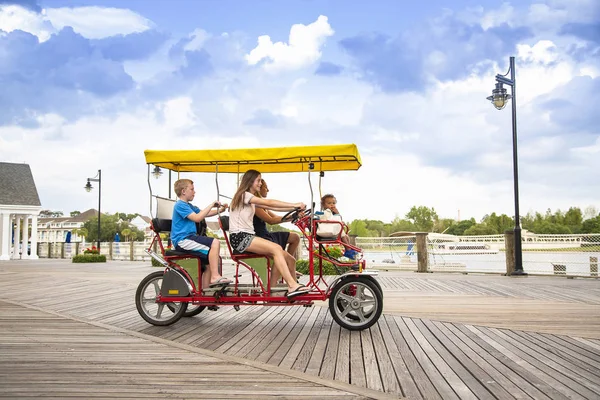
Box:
[329,276,383,331]
[136,271,185,326]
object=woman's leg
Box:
[271,251,297,284]
[286,233,300,257]
[246,237,300,291]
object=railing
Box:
[34,233,600,277]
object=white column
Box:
[0,213,11,260]
[30,215,38,259]
[21,216,29,259]
[12,216,21,259]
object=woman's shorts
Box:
[230,232,255,253]
[267,231,290,250]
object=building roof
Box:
[39,209,98,224]
[0,162,41,206]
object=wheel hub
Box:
[351,300,360,309]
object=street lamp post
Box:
[486,56,527,275]
[84,170,102,251]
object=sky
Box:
[0,0,599,224]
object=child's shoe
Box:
[343,249,357,259]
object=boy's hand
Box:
[330,205,339,214]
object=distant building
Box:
[130,215,153,241]
[0,162,42,260]
[37,209,99,245]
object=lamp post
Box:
[84,170,102,252]
[486,56,526,276]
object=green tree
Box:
[434,218,455,233]
[405,206,438,232]
[121,228,132,241]
[445,219,475,235]
[73,228,87,241]
[481,213,513,234]
[463,224,498,235]
[389,216,416,234]
[534,222,572,234]
[348,220,369,236]
[70,211,81,217]
[581,216,600,233]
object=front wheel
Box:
[136,271,186,326]
[329,276,383,331]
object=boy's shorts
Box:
[175,234,214,260]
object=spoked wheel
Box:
[329,276,383,331]
[135,271,186,326]
[169,303,205,317]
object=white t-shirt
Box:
[229,191,256,234]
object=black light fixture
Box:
[487,82,512,110]
[486,56,526,276]
[84,170,102,251]
[152,165,163,179]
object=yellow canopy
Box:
[144,144,362,173]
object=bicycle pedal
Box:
[207,305,219,311]
[233,305,240,311]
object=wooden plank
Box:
[277,307,320,368]
[305,312,334,376]
[424,319,517,400]
[268,306,314,366]
[384,315,441,400]
[292,307,327,373]
[349,330,367,389]
[320,319,341,380]
[487,327,600,397]
[0,301,370,399]
[436,321,536,400]
[333,324,350,384]
[468,325,586,399]
[369,320,402,395]
[403,317,475,399]
[360,327,384,392]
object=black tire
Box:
[329,276,383,331]
[182,303,206,317]
[136,271,185,326]
[335,276,382,322]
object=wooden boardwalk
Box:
[1,260,600,399]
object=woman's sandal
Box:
[286,284,311,299]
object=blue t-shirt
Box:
[171,200,201,246]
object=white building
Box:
[37,209,99,245]
[0,162,42,260]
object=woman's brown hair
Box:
[231,169,261,211]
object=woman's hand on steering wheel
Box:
[281,206,311,223]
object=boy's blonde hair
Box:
[174,179,193,197]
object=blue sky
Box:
[1,0,599,223]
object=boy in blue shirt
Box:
[172,178,231,288]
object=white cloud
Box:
[245,15,334,71]
[0,4,152,41]
[45,6,152,39]
[163,97,196,129]
[0,5,54,41]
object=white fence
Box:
[36,233,600,277]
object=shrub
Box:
[83,246,99,255]
[72,254,106,263]
[296,245,347,275]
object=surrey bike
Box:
[135,144,383,330]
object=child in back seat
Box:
[320,194,356,259]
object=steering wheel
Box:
[282,207,311,223]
